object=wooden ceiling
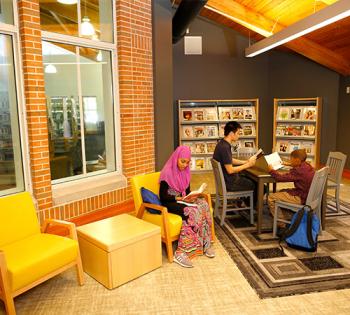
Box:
[193,0,350,75]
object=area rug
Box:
[215,203,350,298]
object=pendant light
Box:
[57,0,77,4]
[81,0,95,36]
[45,64,57,74]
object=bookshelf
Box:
[273,97,322,167]
[178,99,259,172]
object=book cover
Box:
[243,140,255,148]
[195,142,206,154]
[303,108,316,120]
[289,108,302,120]
[303,124,316,136]
[206,125,218,138]
[219,107,232,120]
[232,107,244,119]
[183,142,195,154]
[206,141,217,153]
[277,140,289,153]
[182,126,193,138]
[242,123,255,136]
[205,108,218,121]
[190,157,196,170]
[181,109,192,121]
[195,157,205,170]
[206,157,213,170]
[193,126,205,138]
[219,124,225,137]
[231,141,241,154]
[289,141,301,152]
[244,107,255,120]
[276,124,287,136]
[278,107,289,120]
[301,141,315,155]
[193,109,205,121]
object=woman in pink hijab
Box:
[159,146,214,268]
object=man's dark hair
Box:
[224,121,242,136]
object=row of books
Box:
[182,123,256,139]
[277,107,316,121]
[276,140,315,155]
[180,106,256,122]
[190,157,212,171]
[183,141,217,154]
[276,124,316,137]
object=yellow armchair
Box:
[0,192,84,315]
[131,172,215,263]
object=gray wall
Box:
[173,17,341,165]
[337,76,350,168]
[153,0,173,170]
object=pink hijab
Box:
[159,146,191,196]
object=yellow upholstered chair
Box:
[131,172,215,262]
[0,192,84,315]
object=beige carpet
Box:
[2,240,350,315]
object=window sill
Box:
[52,172,127,205]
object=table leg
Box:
[321,183,327,230]
[273,183,277,193]
[257,179,264,234]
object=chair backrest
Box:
[305,166,329,210]
[210,158,227,197]
[130,172,161,214]
[0,192,40,247]
[326,151,347,183]
[237,147,257,160]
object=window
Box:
[39,0,113,43]
[43,41,116,182]
[0,2,26,196]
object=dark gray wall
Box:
[173,17,341,165]
[268,51,340,164]
[337,76,350,168]
[153,0,173,170]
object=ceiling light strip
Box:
[245,0,350,57]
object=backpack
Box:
[280,205,320,252]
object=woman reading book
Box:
[159,146,214,268]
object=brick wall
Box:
[17,0,155,222]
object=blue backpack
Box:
[280,206,320,252]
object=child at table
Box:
[267,149,315,225]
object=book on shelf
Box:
[195,142,206,154]
[301,141,315,155]
[285,125,303,136]
[193,109,205,121]
[205,125,218,138]
[243,140,255,148]
[219,124,225,137]
[193,126,205,138]
[206,141,217,154]
[206,157,213,170]
[303,108,316,120]
[289,108,302,120]
[276,124,287,136]
[182,126,193,138]
[231,141,241,153]
[205,108,218,120]
[181,109,192,122]
[277,140,289,153]
[303,124,315,136]
[289,141,301,152]
[190,157,196,170]
[241,123,255,136]
[243,107,255,120]
[278,107,289,120]
[194,157,206,170]
[219,107,232,120]
[232,107,244,119]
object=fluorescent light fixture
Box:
[44,64,57,74]
[57,0,77,4]
[246,0,350,57]
[81,16,95,36]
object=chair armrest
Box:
[42,219,78,241]
[275,200,302,211]
[137,202,168,219]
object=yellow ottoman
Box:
[77,214,161,289]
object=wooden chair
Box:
[211,159,254,226]
[131,172,215,262]
[326,152,347,212]
[0,192,84,315]
[272,166,329,237]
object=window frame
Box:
[40,1,123,188]
[0,2,32,197]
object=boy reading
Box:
[267,149,315,226]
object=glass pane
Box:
[40,0,78,37]
[0,1,14,25]
[0,34,24,195]
[79,48,115,173]
[39,1,113,43]
[43,41,83,180]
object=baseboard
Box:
[46,199,135,236]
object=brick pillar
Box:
[18,0,52,210]
[116,0,155,199]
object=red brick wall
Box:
[17,0,155,222]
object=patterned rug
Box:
[215,199,350,298]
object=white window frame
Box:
[0,1,32,197]
[40,1,125,204]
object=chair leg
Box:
[0,252,16,315]
[273,205,279,238]
[220,198,227,226]
[249,193,254,225]
[75,253,84,286]
[165,240,174,262]
[3,295,16,315]
[214,195,220,218]
[335,186,340,212]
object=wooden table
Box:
[244,167,327,234]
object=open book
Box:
[252,148,264,159]
[177,183,207,207]
[255,152,283,172]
